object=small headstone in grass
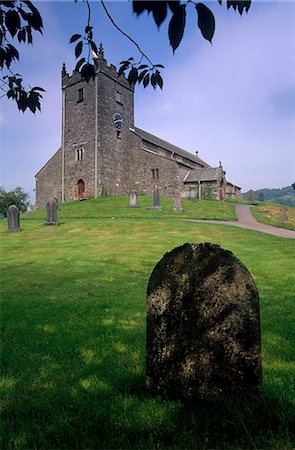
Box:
[172,192,183,213]
[248,189,255,202]
[153,185,160,208]
[7,204,20,232]
[146,243,262,400]
[279,208,288,223]
[189,187,196,200]
[258,192,264,202]
[129,190,139,208]
[44,197,58,225]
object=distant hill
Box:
[242,186,295,206]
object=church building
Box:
[35,45,241,208]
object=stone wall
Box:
[35,148,62,208]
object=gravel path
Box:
[189,204,295,239]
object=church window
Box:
[151,168,159,180]
[116,91,123,104]
[76,148,84,161]
[77,88,84,103]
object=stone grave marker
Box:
[129,190,139,208]
[279,208,288,223]
[7,204,20,232]
[146,243,262,400]
[172,193,183,213]
[44,197,58,225]
[258,192,264,202]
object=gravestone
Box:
[280,208,288,223]
[258,192,264,202]
[248,189,255,202]
[44,197,58,225]
[129,190,139,208]
[147,243,262,400]
[172,193,183,213]
[189,187,197,200]
[7,204,20,232]
[153,185,160,208]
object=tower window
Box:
[151,168,159,180]
[115,91,123,104]
[77,88,84,103]
[76,148,84,161]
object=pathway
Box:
[189,204,295,239]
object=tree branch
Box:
[100,0,154,68]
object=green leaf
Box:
[138,69,149,84]
[195,3,215,43]
[138,64,149,70]
[26,25,32,44]
[168,1,180,13]
[143,73,150,88]
[6,44,19,60]
[154,64,165,68]
[156,71,163,89]
[128,67,138,85]
[75,41,83,58]
[17,28,26,43]
[152,1,167,28]
[151,72,157,89]
[69,34,82,44]
[5,9,20,38]
[168,4,186,53]
[81,63,96,82]
[75,57,86,72]
[90,40,98,55]
[132,1,146,16]
[117,62,129,77]
[31,86,45,92]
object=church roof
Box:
[184,167,222,183]
[133,127,209,168]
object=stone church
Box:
[35,45,241,208]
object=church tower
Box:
[61,44,134,201]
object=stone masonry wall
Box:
[35,148,62,208]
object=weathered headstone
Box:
[129,190,139,208]
[147,243,262,400]
[7,204,20,232]
[189,187,197,200]
[280,208,288,223]
[172,193,183,212]
[44,197,58,225]
[258,192,264,202]
[153,185,160,208]
[248,189,255,202]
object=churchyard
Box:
[1,197,294,449]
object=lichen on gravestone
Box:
[146,243,262,400]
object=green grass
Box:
[24,196,237,221]
[252,203,295,231]
[1,200,294,449]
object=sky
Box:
[0,0,294,202]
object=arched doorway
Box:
[77,179,85,198]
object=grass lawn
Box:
[252,203,295,231]
[1,199,294,449]
[26,196,237,221]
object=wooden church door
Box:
[77,179,85,198]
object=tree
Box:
[0,186,29,216]
[292,183,295,191]
[0,0,252,112]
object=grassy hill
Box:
[1,198,294,449]
[243,186,295,206]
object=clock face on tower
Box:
[113,112,124,130]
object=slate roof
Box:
[184,167,221,183]
[133,127,209,168]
